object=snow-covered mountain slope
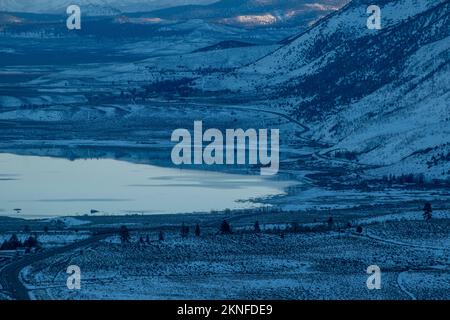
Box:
[319,25,450,179]
[205,0,446,90]
[202,0,449,179]
[0,0,215,15]
[297,0,449,180]
[138,43,279,73]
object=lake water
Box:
[0,153,291,219]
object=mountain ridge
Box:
[196,0,449,179]
[0,0,216,15]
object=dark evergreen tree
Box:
[254,221,261,233]
[24,235,38,248]
[119,225,130,243]
[195,224,201,237]
[327,216,334,228]
[180,223,189,238]
[220,220,232,234]
[7,234,22,250]
[423,202,432,221]
[0,240,8,250]
[159,231,165,241]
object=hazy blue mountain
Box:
[0,0,216,15]
[131,0,349,27]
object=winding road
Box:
[0,234,111,300]
[351,229,450,299]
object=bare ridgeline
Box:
[0,0,449,300]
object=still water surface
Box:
[0,153,291,218]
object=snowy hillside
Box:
[200,0,449,179]
[204,0,446,90]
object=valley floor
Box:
[1,15,449,298]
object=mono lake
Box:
[0,153,292,219]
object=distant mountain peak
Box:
[0,0,216,15]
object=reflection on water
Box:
[0,153,292,218]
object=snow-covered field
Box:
[16,216,450,300]
[0,232,90,248]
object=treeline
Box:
[118,220,233,244]
[382,173,425,184]
[0,234,40,252]
[333,150,358,160]
[381,173,450,186]
[427,152,450,167]
[141,78,199,97]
